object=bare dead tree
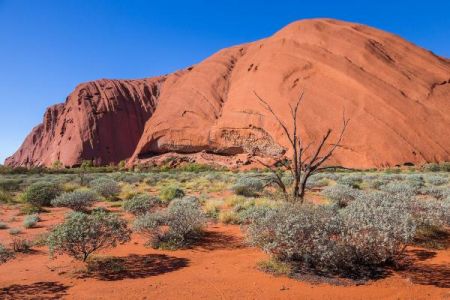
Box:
[254,91,349,203]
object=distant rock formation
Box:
[6,19,450,168]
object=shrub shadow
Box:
[83,254,189,281]
[402,264,450,288]
[189,230,244,251]
[413,227,450,250]
[0,281,70,300]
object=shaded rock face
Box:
[6,78,164,167]
[6,19,450,168]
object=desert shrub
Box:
[409,198,450,227]
[337,175,363,189]
[440,162,450,172]
[340,193,416,268]
[0,190,13,203]
[113,172,144,184]
[367,178,387,190]
[90,178,120,199]
[232,176,264,197]
[48,210,131,262]
[419,186,447,200]
[8,228,22,235]
[0,178,22,191]
[423,163,441,172]
[159,185,185,202]
[0,244,14,264]
[204,199,223,218]
[218,211,240,224]
[306,176,330,189]
[0,222,8,229]
[246,204,340,263]
[379,181,419,197]
[246,193,416,276]
[425,175,448,186]
[321,184,360,208]
[10,238,32,253]
[62,182,80,193]
[257,258,293,276]
[238,205,274,224]
[23,214,40,228]
[133,197,206,249]
[204,172,223,182]
[123,194,160,216]
[51,189,97,211]
[22,181,62,207]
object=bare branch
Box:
[254,91,294,147]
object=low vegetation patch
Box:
[123,194,161,216]
[48,209,131,262]
[51,189,97,211]
[159,185,185,202]
[133,196,206,249]
[22,181,62,207]
[90,178,121,200]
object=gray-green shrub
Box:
[133,197,206,249]
[90,178,120,199]
[22,182,62,207]
[232,177,264,197]
[123,194,161,216]
[0,178,22,191]
[48,210,131,261]
[159,185,185,202]
[246,193,417,276]
[23,214,40,228]
[425,175,448,186]
[321,184,360,208]
[51,189,97,211]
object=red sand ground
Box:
[1,204,450,299]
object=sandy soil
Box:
[1,204,450,300]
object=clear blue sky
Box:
[1,0,449,164]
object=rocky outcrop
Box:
[6,78,165,167]
[6,19,450,168]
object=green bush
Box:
[159,185,185,202]
[90,178,120,199]
[51,189,97,211]
[232,177,264,197]
[123,194,161,216]
[48,210,131,261]
[23,214,40,228]
[133,197,206,249]
[22,182,62,207]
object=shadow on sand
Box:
[0,281,70,300]
[82,253,189,281]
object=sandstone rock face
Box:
[6,19,450,168]
[6,78,164,167]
